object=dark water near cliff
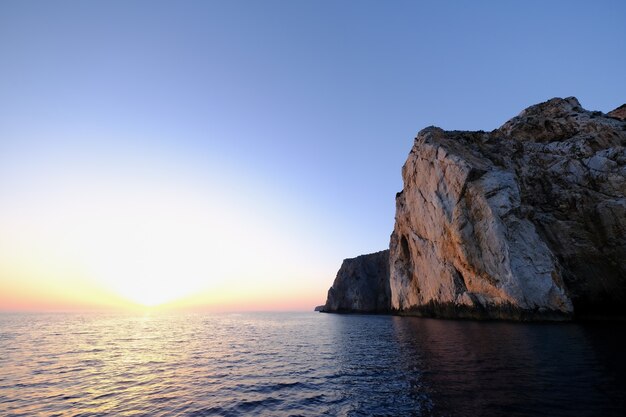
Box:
[1,312,625,416]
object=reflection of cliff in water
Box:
[325,314,432,416]
[390,317,626,416]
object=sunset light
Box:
[0,150,333,311]
[2,1,625,416]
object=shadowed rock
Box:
[321,250,390,313]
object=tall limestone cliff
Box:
[390,97,626,320]
[320,97,625,320]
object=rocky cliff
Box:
[390,97,626,320]
[320,250,390,313]
[321,97,626,320]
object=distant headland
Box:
[319,97,626,321]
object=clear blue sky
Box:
[1,1,625,309]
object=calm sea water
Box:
[1,312,625,417]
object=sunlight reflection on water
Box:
[1,312,625,416]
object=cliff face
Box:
[390,97,626,319]
[322,250,390,313]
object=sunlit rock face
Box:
[608,104,626,121]
[390,97,626,320]
[322,250,390,313]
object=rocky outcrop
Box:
[390,97,626,320]
[319,98,625,320]
[321,250,390,313]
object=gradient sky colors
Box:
[1,0,625,311]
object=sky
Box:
[1,0,625,312]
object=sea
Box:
[1,312,625,417]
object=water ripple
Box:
[1,313,625,416]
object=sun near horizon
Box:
[0,153,332,313]
[2,0,624,315]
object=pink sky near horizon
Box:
[3,1,624,314]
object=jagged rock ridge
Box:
[608,104,626,121]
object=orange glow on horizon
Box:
[0,152,336,314]
[0,286,323,313]
[0,256,325,313]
